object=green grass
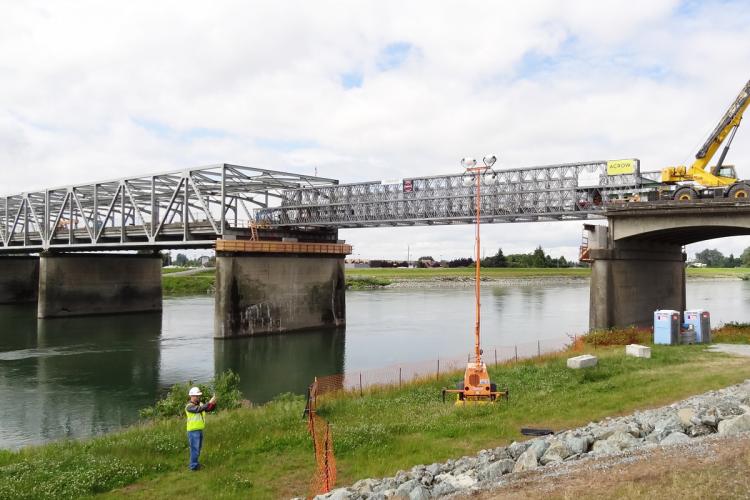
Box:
[3,344,750,499]
[158,266,750,297]
[162,271,216,296]
[346,276,392,289]
[346,267,591,279]
[161,267,191,275]
[686,267,750,278]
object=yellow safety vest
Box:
[186,408,206,431]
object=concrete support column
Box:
[38,253,162,318]
[589,242,686,330]
[0,256,39,304]
[214,240,350,338]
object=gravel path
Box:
[708,343,750,357]
[162,267,215,277]
[311,379,750,499]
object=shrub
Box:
[582,326,651,347]
[139,369,243,419]
[712,322,750,344]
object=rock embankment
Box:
[312,380,750,499]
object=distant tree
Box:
[695,248,726,268]
[481,248,507,268]
[448,257,474,268]
[161,252,172,267]
[531,246,548,267]
[417,256,434,262]
[175,253,189,266]
[742,246,750,267]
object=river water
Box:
[2,279,750,450]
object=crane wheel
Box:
[729,183,750,199]
[674,188,698,201]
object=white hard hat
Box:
[188,387,202,396]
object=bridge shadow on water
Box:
[0,306,162,448]
[214,327,346,405]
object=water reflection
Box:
[0,311,162,448]
[214,328,345,404]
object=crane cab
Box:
[710,164,737,180]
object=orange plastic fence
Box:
[308,413,336,496]
[306,378,337,497]
[303,336,572,495]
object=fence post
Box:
[359,373,363,397]
[514,345,518,363]
[494,348,497,366]
[537,340,541,358]
[399,367,402,388]
[437,359,440,379]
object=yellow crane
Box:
[661,79,750,200]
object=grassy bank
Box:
[161,270,215,296]
[346,267,590,280]
[3,341,750,499]
[159,266,750,296]
[686,267,750,279]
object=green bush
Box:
[582,326,652,346]
[139,369,243,419]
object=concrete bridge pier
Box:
[38,253,162,318]
[588,233,686,330]
[214,239,351,338]
[0,256,40,304]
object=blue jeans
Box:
[187,430,203,470]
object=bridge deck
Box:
[3,158,715,254]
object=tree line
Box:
[694,248,750,268]
[447,246,573,268]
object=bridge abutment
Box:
[38,253,162,318]
[213,239,351,338]
[0,256,40,304]
[589,239,685,330]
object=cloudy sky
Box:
[2,0,750,260]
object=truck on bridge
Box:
[659,78,750,201]
[576,79,750,208]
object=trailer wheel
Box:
[729,183,750,199]
[674,187,698,201]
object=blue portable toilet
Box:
[654,310,680,345]
[684,310,711,343]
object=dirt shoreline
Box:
[380,275,738,289]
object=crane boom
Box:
[661,79,750,195]
[693,79,750,167]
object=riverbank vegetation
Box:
[159,266,750,296]
[4,327,750,499]
[161,270,215,296]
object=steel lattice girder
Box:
[0,163,337,253]
[259,159,660,228]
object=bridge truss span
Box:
[0,164,337,253]
[260,159,657,228]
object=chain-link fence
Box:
[316,336,572,396]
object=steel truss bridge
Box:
[0,164,335,253]
[260,159,660,227]
[1,159,659,253]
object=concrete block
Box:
[567,354,598,369]
[626,344,651,358]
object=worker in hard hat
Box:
[186,386,217,471]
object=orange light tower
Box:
[442,156,508,404]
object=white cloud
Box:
[2,0,750,258]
